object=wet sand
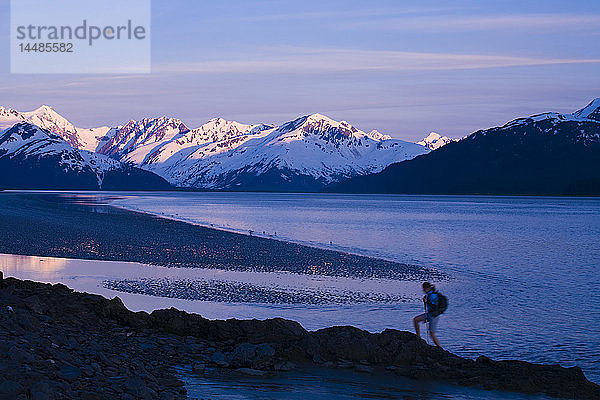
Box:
[0,192,440,280]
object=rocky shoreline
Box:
[1,274,598,400]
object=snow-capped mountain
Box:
[573,98,600,121]
[0,122,170,190]
[143,113,429,190]
[330,99,600,195]
[0,105,116,152]
[417,132,455,150]
[1,106,430,191]
[104,117,275,167]
[97,117,190,163]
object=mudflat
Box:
[0,192,437,280]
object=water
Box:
[2,191,599,389]
[0,252,574,399]
[175,365,552,400]
[109,192,600,383]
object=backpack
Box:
[429,291,448,317]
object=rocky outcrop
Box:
[96,282,599,399]
[1,276,598,400]
[0,277,189,400]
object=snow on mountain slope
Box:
[417,132,455,150]
[0,105,116,152]
[0,107,25,131]
[572,98,600,121]
[137,118,274,166]
[329,99,600,195]
[97,117,190,164]
[147,113,429,189]
[0,122,118,184]
[0,105,432,190]
[501,98,600,130]
[0,122,169,189]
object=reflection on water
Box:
[176,364,552,400]
[0,254,67,278]
[0,253,422,331]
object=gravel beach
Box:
[0,192,438,281]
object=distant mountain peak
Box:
[417,132,454,150]
[0,104,430,190]
[1,121,56,143]
[292,113,365,140]
[0,121,169,190]
[122,116,188,130]
[206,117,229,124]
[367,129,392,141]
[0,106,22,119]
[308,112,339,122]
[32,104,55,113]
[573,98,600,121]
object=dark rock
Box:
[355,364,374,373]
[1,276,598,400]
[124,377,146,396]
[9,346,35,364]
[274,361,295,371]
[156,377,184,388]
[24,295,46,314]
[57,364,82,380]
[476,355,494,364]
[236,367,267,376]
[191,363,206,374]
[28,381,51,400]
[90,362,102,374]
[210,351,229,367]
[159,393,176,400]
[0,380,24,397]
[144,388,158,400]
[337,361,353,369]
[229,343,275,368]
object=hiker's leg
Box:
[429,331,442,348]
[428,317,442,348]
[413,314,426,337]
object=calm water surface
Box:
[110,192,600,383]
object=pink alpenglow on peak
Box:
[0,106,429,190]
[417,132,455,150]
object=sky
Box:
[1,0,599,141]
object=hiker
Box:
[413,282,447,348]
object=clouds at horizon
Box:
[0,0,599,140]
[153,47,600,74]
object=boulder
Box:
[229,343,275,369]
[209,351,229,367]
[0,380,24,397]
[58,364,82,380]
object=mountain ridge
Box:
[328,99,600,196]
[5,100,597,194]
[0,106,431,191]
[0,122,171,190]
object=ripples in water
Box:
[102,277,412,305]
